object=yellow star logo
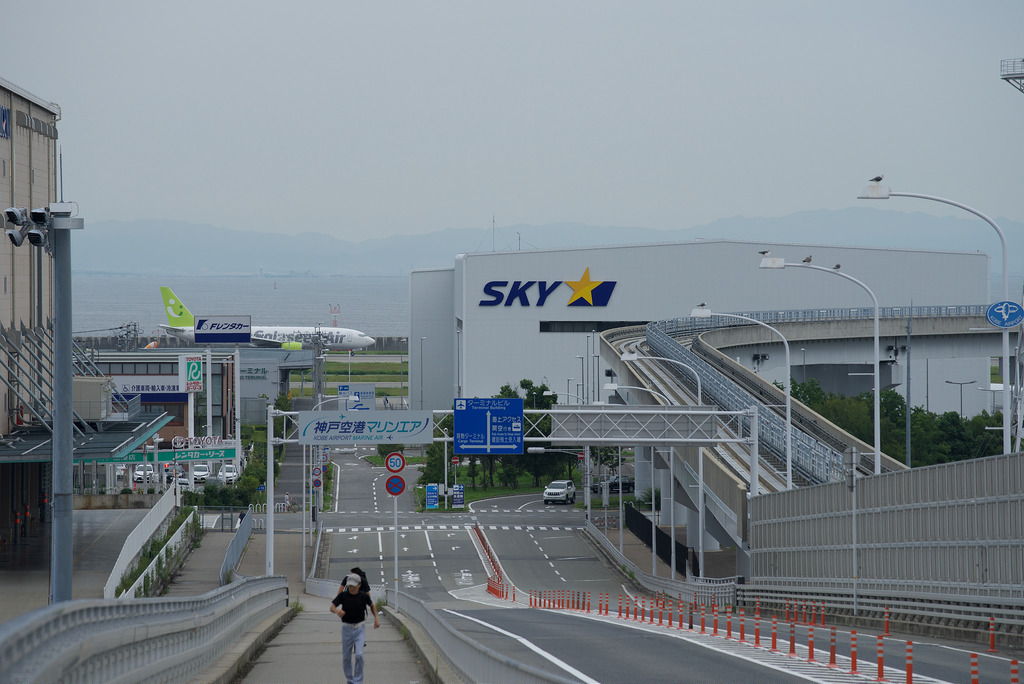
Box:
[565,268,603,305]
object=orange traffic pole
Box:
[788,621,796,657]
[807,625,815,662]
[827,626,837,668]
[739,607,747,643]
[876,635,886,682]
[884,607,890,636]
[754,611,761,647]
[905,641,913,684]
[770,615,779,652]
[850,630,858,674]
[970,652,979,684]
[1010,659,1018,684]
[988,616,997,652]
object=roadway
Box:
[313,448,1022,684]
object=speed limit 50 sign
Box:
[385,452,406,473]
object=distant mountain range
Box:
[72,207,1024,280]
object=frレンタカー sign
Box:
[194,315,252,344]
[297,410,433,445]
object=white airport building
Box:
[410,239,991,414]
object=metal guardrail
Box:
[0,575,289,684]
[385,588,578,684]
[584,521,737,606]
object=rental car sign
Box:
[194,315,252,343]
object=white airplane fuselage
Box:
[159,324,375,351]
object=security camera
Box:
[29,207,49,225]
[4,207,28,226]
[6,227,26,247]
[25,227,46,246]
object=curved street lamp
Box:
[859,184,1011,455]
[620,352,703,404]
[760,257,882,475]
[691,305,793,490]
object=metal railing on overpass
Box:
[0,575,289,684]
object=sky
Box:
[5,1,1024,241]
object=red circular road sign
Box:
[312,466,321,477]
[385,475,405,496]
[577,452,585,461]
[385,452,406,473]
[313,478,322,488]
[451,456,459,465]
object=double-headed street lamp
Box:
[859,184,1011,454]
[690,305,792,490]
[760,257,882,474]
[620,353,703,405]
[945,379,977,419]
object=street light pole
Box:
[620,352,703,404]
[859,185,1011,455]
[760,258,881,475]
[945,379,977,419]
[691,306,793,489]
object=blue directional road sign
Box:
[453,397,523,455]
[986,301,1024,329]
[426,483,439,510]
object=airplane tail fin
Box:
[160,286,194,327]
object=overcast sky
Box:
[6,1,1024,240]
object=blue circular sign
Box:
[386,475,405,496]
[986,301,1024,328]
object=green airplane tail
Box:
[160,286,194,327]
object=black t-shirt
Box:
[332,589,373,624]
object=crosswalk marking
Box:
[324,524,584,533]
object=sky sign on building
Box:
[297,410,433,445]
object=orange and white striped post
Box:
[884,607,890,636]
[739,607,747,643]
[820,601,826,627]
[850,630,859,674]
[713,603,719,636]
[700,604,706,634]
[754,611,761,647]
[807,625,816,662]
[770,615,779,652]
[801,599,807,624]
[876,635,886,682]
[788,621,797,657]
[1010,659,1018,684]
[827,626,837,668]
[987,616,997,652]
[726,605,733,639]
[905,641,912,684]
[809,601,817,627]
[970,652,979,684]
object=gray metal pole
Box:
[266,402,275,575]
[50,225,72,603]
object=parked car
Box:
[216,464,240,484]
[132,464,155,483]
[590,475,635,494]
[543,480,576,505]
[191,464,210,483]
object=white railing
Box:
[104,487,177,598]
[121,511,196,598]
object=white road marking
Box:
[443,610,602,684]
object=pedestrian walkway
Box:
[188,530,433,684]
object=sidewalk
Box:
[191,529,434,684]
